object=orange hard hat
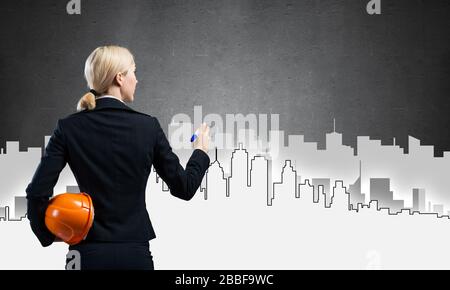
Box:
[45,192,94,245]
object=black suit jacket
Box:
[26,97,210,247]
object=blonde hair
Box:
[76,45,135,111]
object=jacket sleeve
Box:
[152,117,210,201]
[25,119,67,247]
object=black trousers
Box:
[66,241,154,270]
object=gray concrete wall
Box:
[0,0,449,154]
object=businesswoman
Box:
[25,45,210,270]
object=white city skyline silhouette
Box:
[2,108,450,269]
[1,107,449,220]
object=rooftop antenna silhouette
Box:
[333,118,336,133]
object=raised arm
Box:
[152,118,210,200]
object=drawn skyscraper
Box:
[412,188,426,212]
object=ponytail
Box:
[76,91,96,111]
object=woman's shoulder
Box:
[63,108,155,120]
[59,109,157,133]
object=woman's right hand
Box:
[193,123,210,154]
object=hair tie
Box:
[89,89,100,97]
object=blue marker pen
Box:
[190,129,200,143]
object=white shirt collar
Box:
[95,95,125,104]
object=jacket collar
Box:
[93,97,135,112]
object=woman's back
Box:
[62,97,157,242]
[26,96,210,246]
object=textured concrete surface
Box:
[0,0,449,154]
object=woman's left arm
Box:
[25,119,68,247]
